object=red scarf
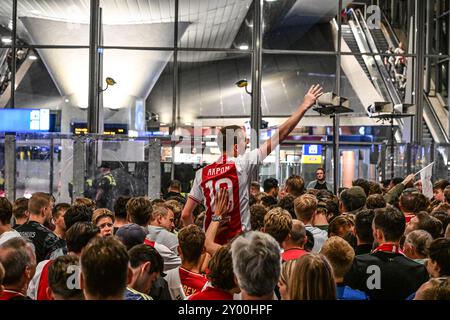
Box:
[372,243,404,255]
[0,290,25,300]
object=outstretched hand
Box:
[302,84,324,110]
[214,188,230,217]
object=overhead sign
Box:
[302,144,323,164]
[303,144,322,156]
[71,123,128,135]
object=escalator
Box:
[370,28,390,55]
[347,8,448,144]
[341,24,371,79]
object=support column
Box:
[170,0,180,181]
[250,0,263,151]
[448,0,450,140]
[148,139,161,200]
[5,133,16,201]
[413,0,426,144]
[72,136,86,201]
[88,0,102,135]
[87,0,102,179]
[9,0,17,108]
[424,0,433,94]
[333,0,343,195]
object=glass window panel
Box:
[178,0,253,49]
[17,0,90,46]
[14,49,89,133]
[101,0,175,47]
[262,0,342,51]
[177,51,251,125]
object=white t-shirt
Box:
[188,149,262,243]
[0,229,22,246]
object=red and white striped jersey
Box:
[188,149,262,244]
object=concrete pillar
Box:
[148,139,161,200]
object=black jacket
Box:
[344,251,429,300]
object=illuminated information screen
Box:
[71,123,128,135]
[0,109,50,132]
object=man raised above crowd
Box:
[181,85,323,243]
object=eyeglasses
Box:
[98,222,113,229]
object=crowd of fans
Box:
[0,172,449,301]
[0,86,448,301]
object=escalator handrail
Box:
[354,9,402,104]
[346,9,392,102]
[381,9,449,142]
[381,11,401,46]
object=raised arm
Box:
[181,197,198,226]
[259,84,323,160]
[205,188,230,256]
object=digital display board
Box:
[71,123,128,135]
[0,109,50,132]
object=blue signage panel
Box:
[303,144,322,156]
[0,109,50,132]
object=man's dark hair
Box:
[12,198,28,220]
[0,197,13,225]
[415,193,431,212]
[328,215,353,238]
[430,211,450,236]
[169,180,181,191]
[80,236,129,299]
[208,246,235,291]
[261,195,278,208]
[285,175,305,197]
[355,209,375,244]
[178,225,205,263]
[415,212,443,239]
[340,186,367,213]
[366,194,387,210]
[48,255,83,299]
[428,238,450,277]
[433,179,450,192]
[28,192,51,216]
[368,181,382,195]
[52,203,70,219]
[277,194,296,218]
[64,205,92,230]
[126,197,152,226]
[353,179,370,197]
[129,244,164,275]
[113,196,132,220]
[217,125,243,152]
[316,167,325,174]
[66,222,99,254]
[263,178,279,193]
[373,206,405,242]
[399,190,419,213]
[0,237,33,286]
[251,181,261,189]
[444,186,450,203]
[250,204,267,231]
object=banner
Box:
[417,162,434,199]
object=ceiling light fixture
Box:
[1,37,12,44]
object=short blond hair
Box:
[92,208,115,225]
[294,194,318,222]
[320,236,355,278]
[263,208,292,245]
